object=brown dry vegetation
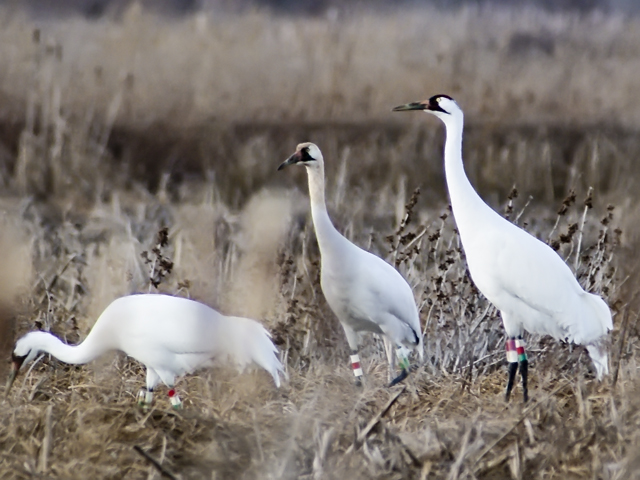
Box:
[0,3,639,480]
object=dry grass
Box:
[0,169,634,479]
[0,4,638,480]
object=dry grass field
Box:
[0,3,639,479]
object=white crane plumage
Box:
[278,142,423,386]
[393,95,612,401]
[6,294,284,407]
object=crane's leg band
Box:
[516,337,528,402]
[350,352,363,384]
[398,355,410,372]
[388,348,410,387]
[506,338,518,363]
[515,337,527,362]
[168,389,182,409]
[505,338,518,401]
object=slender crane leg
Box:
[505,338,518,401]
[516,337,528,402]
[388,346,410,387]
[343,326,364,386]
[137,388,154,408]
[505,336,528,402]
[139,368,159,409]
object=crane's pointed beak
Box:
[5,354,25,396]
[392,102,427,112]
[277,152,301,171]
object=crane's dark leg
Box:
[505,338,518,401]
[350,350,364,386]
[388,347,410,387]
[516,337,528,402]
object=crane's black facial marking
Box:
[392,94,454,114]
[11,353,27,371]
[427,95,453,114]
[299,147,315,163]
[277,145,316,171]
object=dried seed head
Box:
[584,188,593,209]
[156,227,170,247]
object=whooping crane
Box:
[393,95,612,402]
[278,142,423,386]
[6,294,284,408]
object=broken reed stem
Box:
[133,445,178,480]
[574,186,593,271]
[612,307,640,389]
[37,405,53,474]
[357,386,406,443]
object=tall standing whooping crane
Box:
[278,142,423,386]
[6,294,284,408]
[393,95,612,402]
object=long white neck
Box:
[441,114,496,229]
[305,164,345,254]
[28,331,108,365]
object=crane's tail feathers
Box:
[248,327,285,388]
[586,344,609,380]
[225,317,285,387]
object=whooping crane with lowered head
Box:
[393,95,612,402]
[278,142,423,386]
[6,294,284,408]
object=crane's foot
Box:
[137,388,153,409]
[168,389,183,410]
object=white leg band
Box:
[350,354,363,377]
